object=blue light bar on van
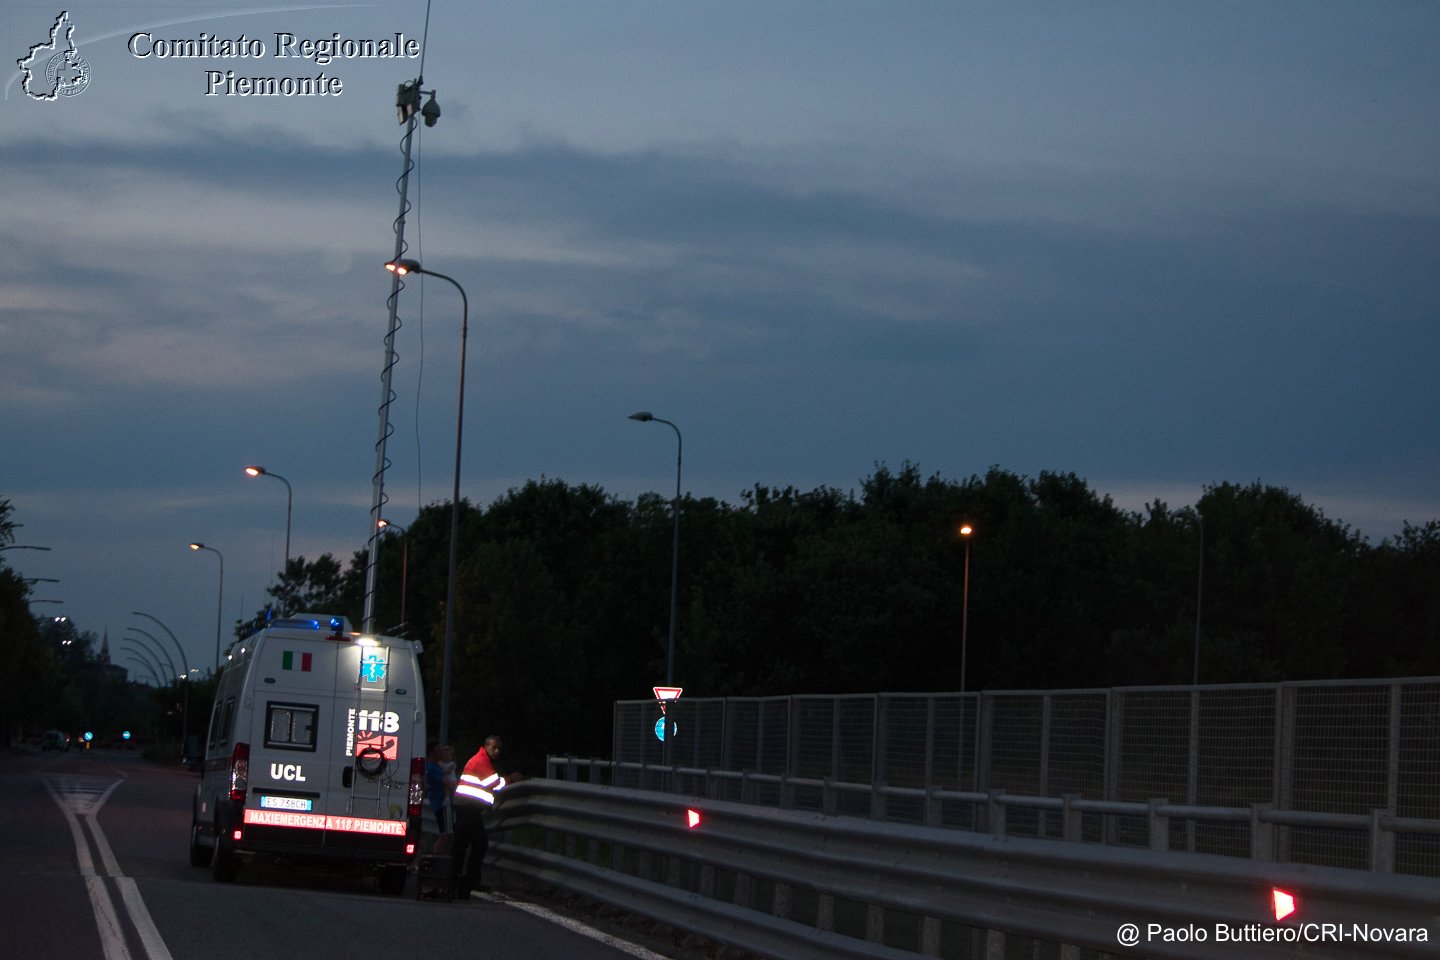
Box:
[269,615,351,634]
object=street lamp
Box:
[123,655,163,687]
[244,465,293,573]
[377,519,410,636]
[385,256,468,745]
[131,611,193,682]
[123,629,184,742]
[628,411,682,688]
[120,640,167,687]
[958,523,974,694]
[133,610,193,739]
[189,543,225,671]
[1193,510,1204,686]
[126,627,179,683]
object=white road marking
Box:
[481,892,676,960]
[45,777,129,960]
[44,775,175,960]
[116,877,175,960]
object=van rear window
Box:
[266,702,318,751]
[219,697,236,747]
[207,699,224,750]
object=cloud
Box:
[5,122,1437,521]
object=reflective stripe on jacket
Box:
[455,749,506,806]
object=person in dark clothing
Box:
[424,742,456,834]
[451,734,507,898]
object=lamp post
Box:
[131,611,192,682]
[958,523,974,694]
[1192,510,1204,686]
[628,411,682,688]
[123,655,163,687]
[125,627,179,684]
[377,519,409,636]
[189,543,225,671]
[124,630,182,743]
[121,641,166,686]
[244,465,293,573]
[132,610,193,740]
[385,257,468,745]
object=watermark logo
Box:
[17,10,91,100]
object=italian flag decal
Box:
[282,651,312,672]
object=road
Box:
[1,749,667,960]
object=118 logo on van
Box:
[346,708,400,759]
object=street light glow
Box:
[385,258,421,276]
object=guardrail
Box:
[491,777,1439,959]
[547,757,1440,875]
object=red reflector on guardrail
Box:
[1272,888,1297,921]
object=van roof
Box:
[225,614,422,667]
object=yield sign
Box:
[653,686,683,709]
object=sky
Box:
[4,1,1437,679]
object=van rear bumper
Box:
[235,813,421,864]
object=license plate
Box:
[260,795,313,812]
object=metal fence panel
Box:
[608,677,1440,876]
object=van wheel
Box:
[378,865,407,896]
[211,831,239,883]
[188,816,212,868]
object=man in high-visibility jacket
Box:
[451,734,507,897]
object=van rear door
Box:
[327,638,419,839]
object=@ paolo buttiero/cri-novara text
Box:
[127,32,419,96]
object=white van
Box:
[189,615,428,894]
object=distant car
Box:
[41,730,70,752]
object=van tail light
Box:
[408,756,425,817]
[230,742,250,802]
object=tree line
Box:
[6,472,1438,769]
[258,466,1438,771]
[1,498,191,748]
